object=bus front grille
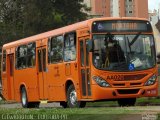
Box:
[117,89,140,94]
[123,74,147,80]
[113,83,125,87]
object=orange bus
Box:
[1,17,158,108]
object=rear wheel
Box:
[21,87,40,108]
[117,98,136,107]
[60,101,68,108]
[67,84,86,108]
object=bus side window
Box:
[80,41,84,66]
[27,42,36,67]
[48,35,63,63]
[64,32,76,61]
[16,45,27,69]
[2,50,6,72]
[48,38,51,63]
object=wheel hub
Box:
[70,90,77,105]
[22,92,26,105]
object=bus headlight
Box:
[144,75,157,86]
[92,76,110,87]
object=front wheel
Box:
[117,98,136,107]
[21,87,40,108]
[67,84,86,108]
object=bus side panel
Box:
[14,68,39,102]
[1,72,8,100]
[6,54,15,100]
[47,63,66,101]
[1,49,7,100]
[66,61,80,99]
[1,50,15,101]
[47,61,79,102]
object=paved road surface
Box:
[0,102,61,108]
[1,102,160,114]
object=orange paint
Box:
[1,17,158,105]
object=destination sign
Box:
[92,20,152,33]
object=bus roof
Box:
[3,17,148,49]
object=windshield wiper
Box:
[129,32,141,46]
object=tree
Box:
[53,0,90,25]
[0,0,89,47]
[0,0,25,45]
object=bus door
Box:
[37,46,48,100]
[6,54,15,100]
[79,36,91,98]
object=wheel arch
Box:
[65,79,77,100]
[19,83,28,100]
[65,80,74,93]
[19,83,27,91]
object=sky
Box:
[148,0,160,11]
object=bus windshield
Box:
[93,33,156,71]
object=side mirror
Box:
[157,52,160,64]
[87,40,93,52]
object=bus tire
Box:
[29,102,40,108]
[21,87,40,108]
[60,102,68,108]
[67,84,86,108]
[117,98,136,107]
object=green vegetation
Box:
[0,100,5,104]
[0,0,90,47]
[86,97,160,107]
[0,108,146,120]
[0,97,160,106]
[0,107,159,120]
[0,107,139,114]
[1,98,160,120]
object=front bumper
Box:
[91,81,158,100]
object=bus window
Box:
[64,32,76,61]
[27,42,36,67]
[38,48,47,72]
[48,36,63,63]
[80,41,84,66]
[16,45,27,69]
[81,69,86,96]
[2,50,6,72]
[48,38,51,63]
[9,55,14,76]
[93,34,155,71]
[42,49,47,71]
[86,40,90,66]
[38,50,42,72]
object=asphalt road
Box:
[0,102,61,108]
[0,102,160,113]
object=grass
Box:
[86,97,160,107]
[136,97,160,105]
[0,107,148,120]
[0,97,160,106]
[0,107,139,114]
[0,100,5,104]
[1,98,160,120]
